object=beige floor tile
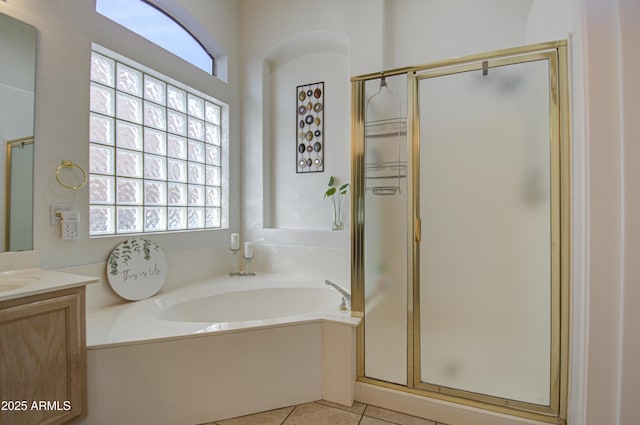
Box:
[315,399,367,414]
[283,402,361,425]
[360,415,398,424]
[364,405,436,425]
[215,406,294,425]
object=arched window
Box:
[96,0,214,75]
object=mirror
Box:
[0,12,36,251]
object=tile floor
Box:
[203,400,447,425]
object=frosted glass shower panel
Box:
[364,74,408,385]
[418,60,551,405]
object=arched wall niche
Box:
[262,31,351,231]
[266,31,350,70]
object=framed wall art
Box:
[296,81,324,173]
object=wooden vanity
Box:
[0,287,86,425]
[0,252,97,425]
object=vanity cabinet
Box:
[0,287,86,425]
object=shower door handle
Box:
[415,217,422,243]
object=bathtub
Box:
[81,274,360,425]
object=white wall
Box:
[579,1,640,424]
[527,0,640,424]
[580,0,624,423]
[618,0,640,422]
[390,0,533,67]
[240,0,383,252]
[525,0,573,44]
[268,46,350,230]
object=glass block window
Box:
[89,50,224,236]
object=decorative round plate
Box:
[107,238,168,301]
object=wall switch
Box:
[50,204,73,225]
[61,210,80,240]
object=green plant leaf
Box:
[324,187,336,198]
[325,187,337,198]
[328,176,335,187]
[339,183,349,191]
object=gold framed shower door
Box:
[350,41,570,424]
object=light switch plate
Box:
[50,204,73,225]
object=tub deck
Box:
[87,273,358,348]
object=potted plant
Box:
[324,176,349,230]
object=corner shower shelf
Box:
[365,118,407,195]
[365,161,407,195]
[365,117,407,138]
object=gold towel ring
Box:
[56,160,88,190]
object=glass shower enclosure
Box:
[350,41,570,424]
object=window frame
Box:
[96,0,215,75]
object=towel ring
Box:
[56,160,88,190]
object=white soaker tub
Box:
[81,274,359,425]
[158,285,343,323]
